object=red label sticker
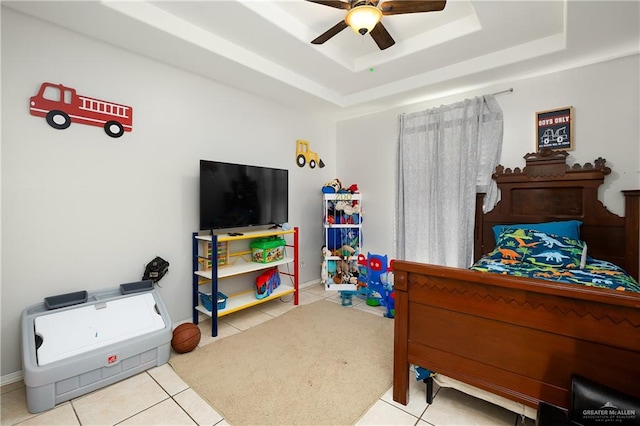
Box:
[107,355,117,364]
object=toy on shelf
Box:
[326,227,360,251]
[198,241,229,270]
[250,237,286,264]
[322,178,343,194]
[321,179,360,196]
[321,247,329,283]
[322,245,360,286]
[325,200,362,252]
[322,180,363,230]
[255,268,281,299]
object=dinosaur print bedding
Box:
[470,227,640,292]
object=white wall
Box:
[1,8,339,377]
[337,54,640,258]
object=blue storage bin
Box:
[199,291,227,311]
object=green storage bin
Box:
[250,237,286,263]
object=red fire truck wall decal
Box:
[30,82,133,138]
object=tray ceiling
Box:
[4,1,639,118]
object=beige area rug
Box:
[169,300,394,426]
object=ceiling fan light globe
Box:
[345,5,382,35]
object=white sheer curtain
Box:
[395,95,503,268]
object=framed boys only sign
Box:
[536,106,574,152]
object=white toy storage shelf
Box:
[322,193,363,291]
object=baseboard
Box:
[299,279,321,289]
[2,370,23,387]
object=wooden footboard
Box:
[392,261,640,409]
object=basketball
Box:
[171,323,201,353]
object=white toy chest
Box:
[21,286,172,414]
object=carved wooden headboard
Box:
[474,149,640,281]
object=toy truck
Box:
[296,139,325,169]
[30,82,133,138]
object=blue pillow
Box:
[490,228,587,269]
[492,220,582,243]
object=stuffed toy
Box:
[334,200,349,212]
[321,261,328,283]
[342,203,360,216]
[348,183,360,206]
[339,244,356,257]
[322,178,342,194]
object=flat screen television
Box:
[199,160,288,230]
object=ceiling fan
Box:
[306,0,447,50]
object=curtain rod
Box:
[491,88,514,96]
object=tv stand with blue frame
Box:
[191,227,299,336]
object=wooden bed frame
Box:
[392,149,640,413]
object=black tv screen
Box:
[199,160,288,230]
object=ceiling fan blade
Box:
[369,22,395,50]
[311,20,349,44]
[379,0,446,15]
[305,0,351,10]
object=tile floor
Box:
[1,283,536,426]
